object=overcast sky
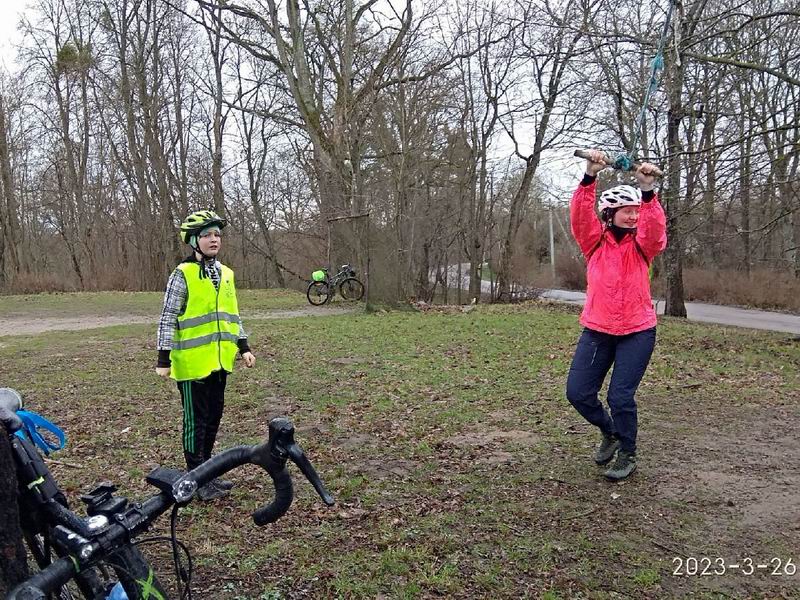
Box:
[0,0,584,194]
[0,0,27,71]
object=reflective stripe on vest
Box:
[170,262,240,382]
[176,312,240,330]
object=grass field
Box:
[2,292,799,599]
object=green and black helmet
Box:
[179,210,227,244]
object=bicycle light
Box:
[173,477,198,503]
[86,514,110,533]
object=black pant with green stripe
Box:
[177,370,227,471]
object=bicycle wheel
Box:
[307,281,331,305]
[339,277,364,301]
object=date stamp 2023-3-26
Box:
[672,556,797,577]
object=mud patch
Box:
[295,422,331,438]
[358,457,415,480]
[693,470,800,526]
[476,450,516,466]
[329,356,371,365]
[447,429,540,448]
[256,395,301,418]
[650,406,800,591]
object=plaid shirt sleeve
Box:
[157,268,187,352]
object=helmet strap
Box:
[193,246,215,261]
[610,223,636,242]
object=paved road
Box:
[540,289,800,335]
[440,265,800,334]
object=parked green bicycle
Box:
[306,264,365,305]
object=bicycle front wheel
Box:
[339,278,364,301]
[307,281,331,305]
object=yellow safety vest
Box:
[170,262,240,382]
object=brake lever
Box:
[268,418,335,506]
[285,443,335,506]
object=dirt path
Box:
[0,305,361,337]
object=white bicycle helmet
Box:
[598,185,642,212]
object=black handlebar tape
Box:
[286,443,335,506]
[7,557,76,600]
[46,499,95,538]
[252,466,293,525]
[187,445,252,487]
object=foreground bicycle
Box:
[306,264,365,306]
[0,389,334,600]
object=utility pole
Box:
[549,207,556,280]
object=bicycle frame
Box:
[3,402,334,600]
[324,266,353,296]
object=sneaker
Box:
[213,478,234,491]
[594,433,619,465]
[604,450,637,480]
[196,481,229,501]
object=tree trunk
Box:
[0,93,21,281]
[739,126,752,276]
[663,106,687,316]
[663,1,687,318]
[703,121,717,265]
[209,2,226,216]
[496,157,536,300]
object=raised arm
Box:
[633,163,667,260]
[571,149,609,258]
[635,192,667,260]
[570,178,602,258]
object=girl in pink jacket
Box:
[566,150,667,480]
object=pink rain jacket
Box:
[570,181,667,336]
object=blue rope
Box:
[615,0,675,170]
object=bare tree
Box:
[0,91,23,285]
[494,0,593,301]
[230,43,286,286]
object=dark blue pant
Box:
[566,327,656,454]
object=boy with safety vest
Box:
[156,210,256,501]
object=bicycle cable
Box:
[171,503,192,600]
[132,527,194,599]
